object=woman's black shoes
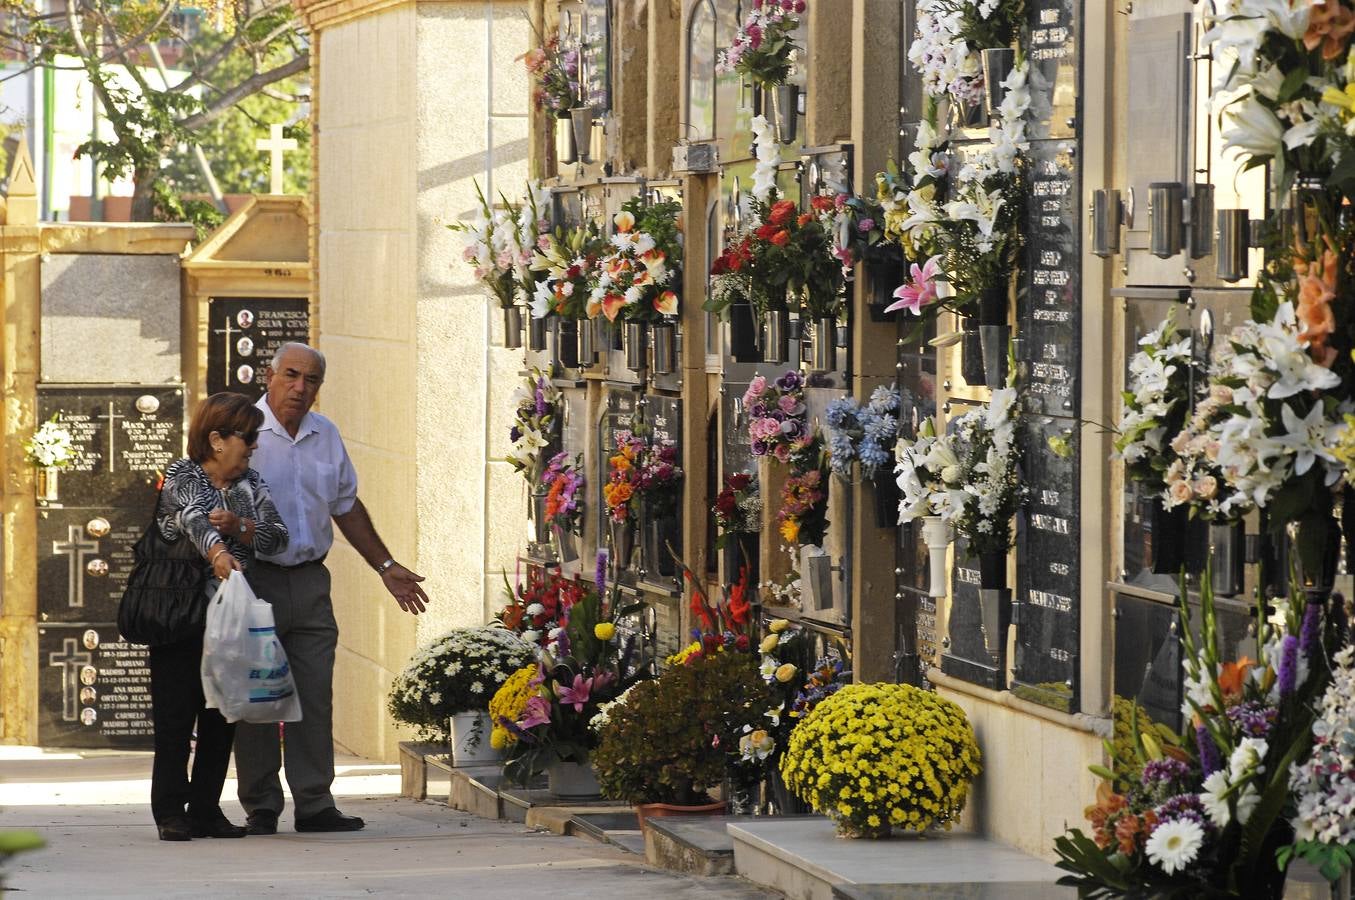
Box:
[157,816,193,841]
[189,816,248,838]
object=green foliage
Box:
[592,650,769,805]
[0,829,45,891]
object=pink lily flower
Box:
[518,694,552,730]
[885,255,943,315]
[555,674,594,712]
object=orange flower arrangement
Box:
[1304,0,1355,60]
[603,438,640,523]
[1295,247,1339,367]
[1084,783,1158,855]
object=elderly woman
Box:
[149,392,288,842]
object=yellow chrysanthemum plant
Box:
[779,683,982,838]
[488,665,538,750]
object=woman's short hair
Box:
[187,392,265,463]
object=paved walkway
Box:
[0,748,776,899]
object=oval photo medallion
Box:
[86,517,111,538]
[135,394,160,415]
[85,558,109,578]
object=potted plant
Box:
[592,648,770,825]
[387,626,537,767]
[495,583,647,797]
[780,682,981,838]
[24,416,75,504]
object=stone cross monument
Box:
[255,124,299,195]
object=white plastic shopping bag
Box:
[201,571,303,724]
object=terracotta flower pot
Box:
[634,799,727,830]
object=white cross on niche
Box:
[52,525,99,608]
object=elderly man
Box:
[236,342,428,834]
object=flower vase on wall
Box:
[555,112,577,166]
[569,106,595,165]
[35,466,59,504]
[768,83,799,144]
[527,315,549,352]
[872,476,901,529]
[1294,513,1340,600]
[866,251,904,322]
[761,308,789,364]
[651,320,677,375]
[976,286,1008,390]
[960,317,986,387]
[611,520,636,572]
[553,525,579,565]
[920,516,950,599]
[503,306,524,350]
[980,48,1016,119]
[556,319,580,369]
[724,533,760,588]
[1149,500,1188,576]
[531,491,553,555]
[449,711,503,767]
[624,321,647,372]
[577,317,596,367]
[976,549,1007,592]
[730,301,760,363]
[1209,520,1245,597]
[548,760,601,800]
[810,316,837,373]
[648,509,680,578]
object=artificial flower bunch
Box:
[488,665,538,750]
[529,220,607,320]
[778,469,829,546]
[387,626,537,742]
[496,582,647,784]
[1204,0,1355,198]
[1164,302,1342,524]
[952,387,1024,557]
[895,416,967,524]
[634,439,684,518]
[907,0,1025,106]
[602,432,641,523]
[541,452,585,534]
[745,619,848,772]
[23,417,75,469]
[1055,571,1349,897]
[506,369,561,483]
[681,561,755,659]
[716,0,806,89]
[743,370,815,465]
[825,385,901,482]
[1112,310,1201,496]
[588,197,682,324]
[809,190,888,277]
[451,179,522,310]
[495,567,585,649]
[518,33,580,114]
[713,472,763,548]
[780,682,982,838]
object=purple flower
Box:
[751,439,769,456]
[1226,701,1277,739]
[535,386,547,417]
[1197,724,1222,777]
[1141,758,1190,787]
[857,218,876,233]
[1300,600,1322,660]
[1153,793,1212,833]
[555,674,594,712]
[775,370,803,392]
[781,418,805,440]
[749,402,768,418]
[1277,634,1299,697]
[509,425,522,443]
[595,549,609,596]
[519,694,552,730]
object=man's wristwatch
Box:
[377,558,397,575]
[238,520,248,535]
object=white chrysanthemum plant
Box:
[387,626,537,744]
[895,416,967,598]
[24,417,75,469]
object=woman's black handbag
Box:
[117,497,209,646]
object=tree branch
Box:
[177,50,308,131]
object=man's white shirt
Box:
[251,396,358,566]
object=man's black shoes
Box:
[295,807,365,832]
[245,810,279,835]
[157,815,192,842]
[190,816,248,838]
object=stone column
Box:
[848,0,902,683]
[296,0,531,761]
[806,0,853,146]
[0,142,41,743]
[646,0,682,174]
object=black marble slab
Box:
[38,506,144,624]
[1113,592,1183,731]
[38,624,153,749]
[1022,140,1080,420]
[1024,0,1080,141]
[206,296,310,397]
[36,385,184,511]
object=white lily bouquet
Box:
[953,387,1023,583]
[1167,302,1342,524]
[24,417,75,469]
[1113,309,1200,501]
[895,417,966,597]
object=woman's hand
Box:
[209,508,241,536]
[209,545,241,580]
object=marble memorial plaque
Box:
[561,387,588,457]
[1012,417,1080,711]
[38,507,145,624]
[38,624,153,749]
[1024,0,1079,141]
[1022,140,1080,419]
[1113,593,1182,731]
[940,534,1002,689]
[36,385,185,510]
[206,297,311,397]
[41,253,181,384]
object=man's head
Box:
[265,342,326,433]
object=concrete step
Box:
[642,814,755,876]
[728,817,1064,900]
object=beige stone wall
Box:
[937,684,1105,862]
[311,0,529,762]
